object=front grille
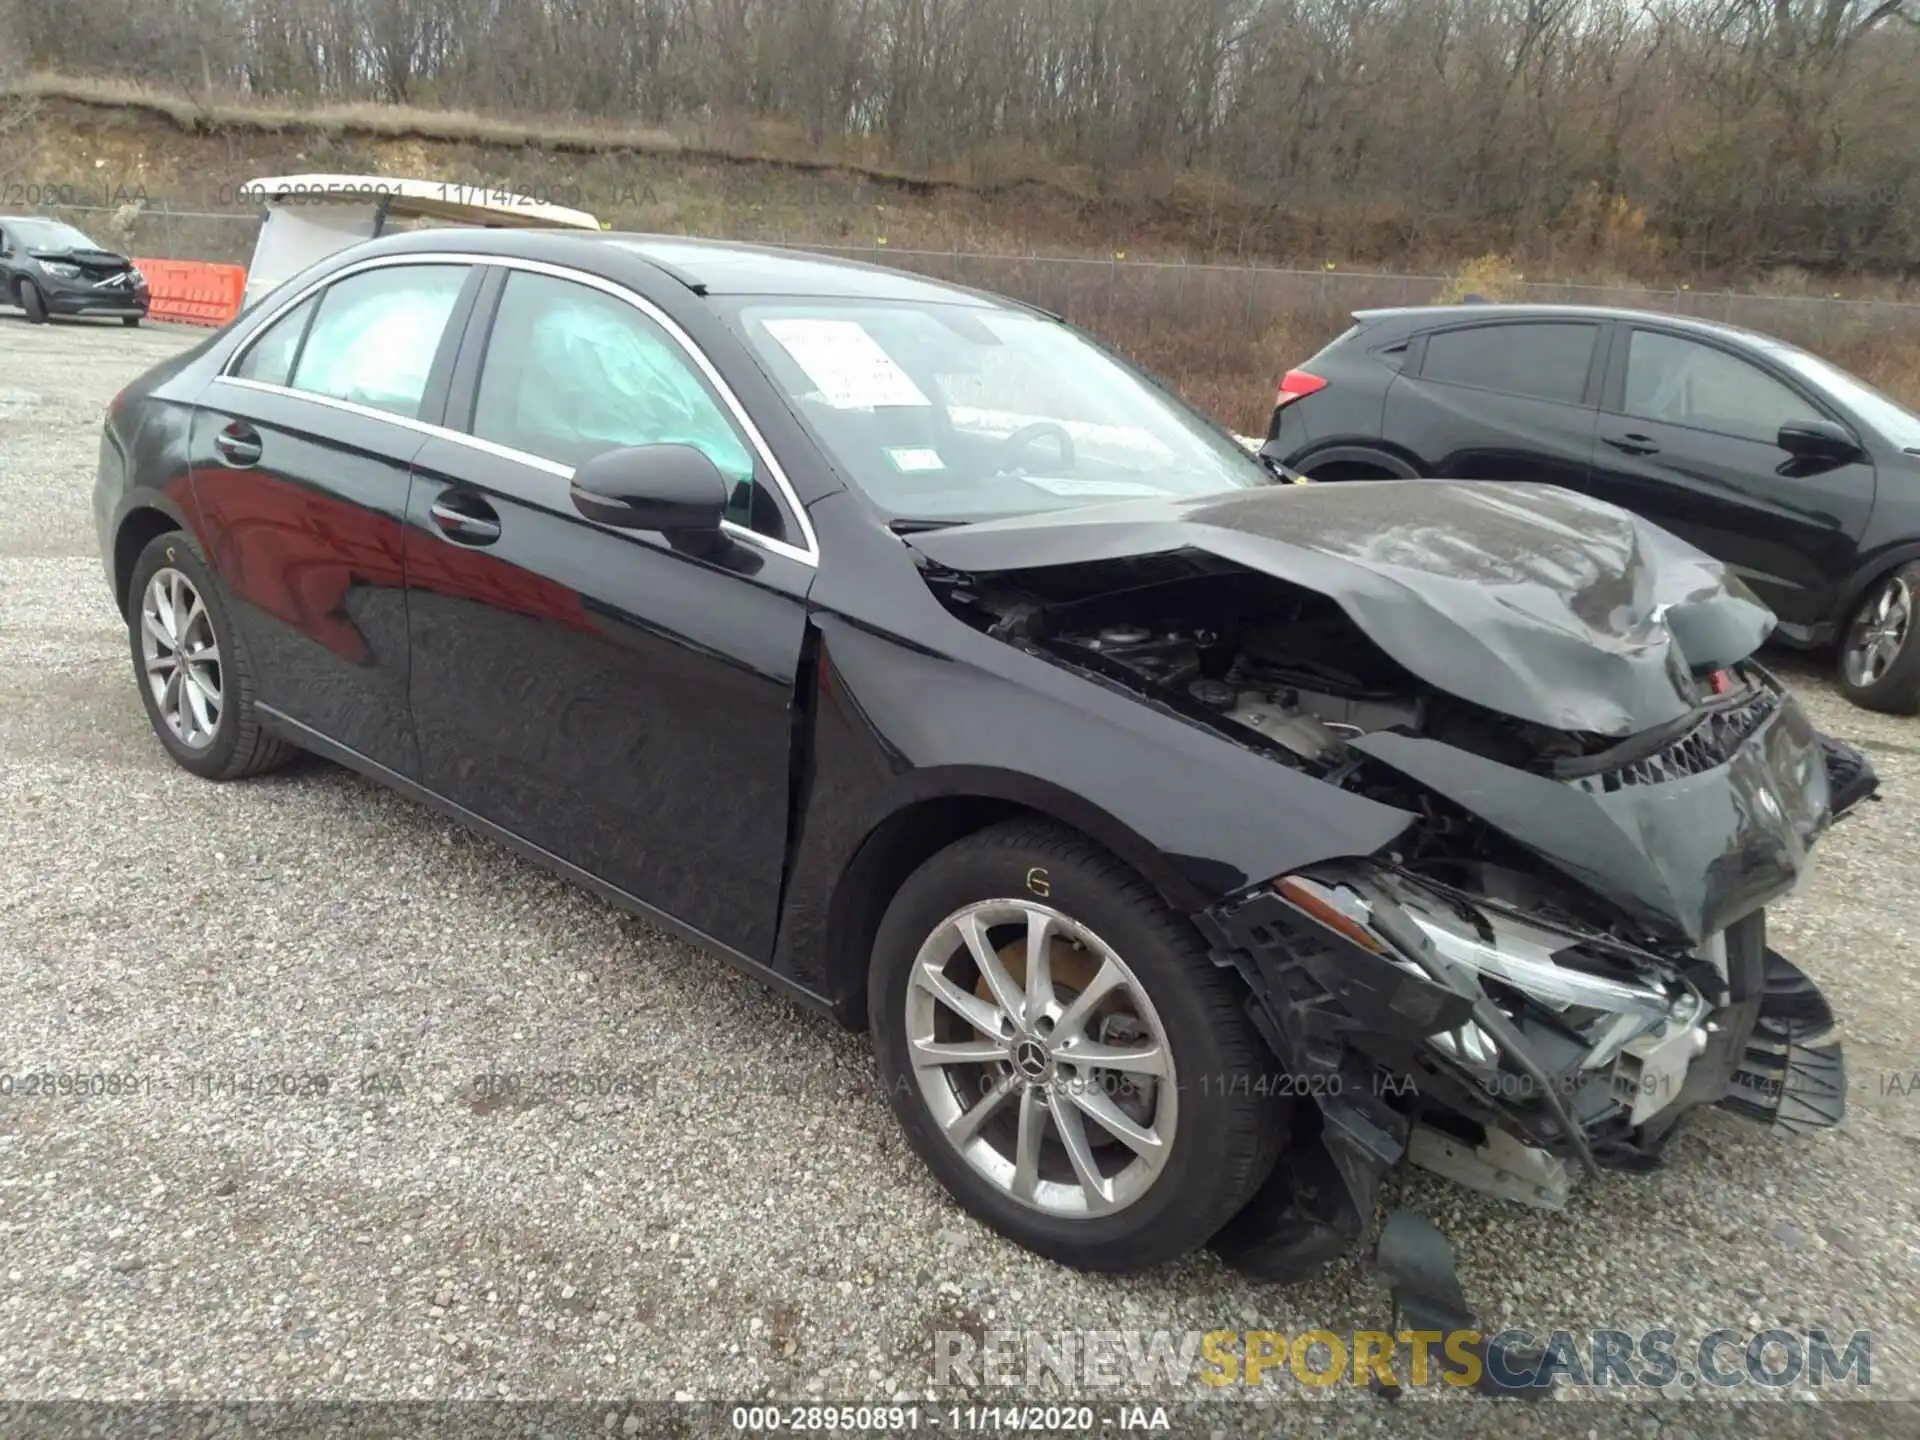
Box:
[1570,688,1779,795]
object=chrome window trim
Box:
[221,250,821,567]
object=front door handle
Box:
[213,422,262,468]
[1603,432,1661,457]
[429,494,502,546]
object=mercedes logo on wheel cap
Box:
[1012,1038,1051,1081]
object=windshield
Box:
[727,299,1272,523]
[6,219,101,253]
[1763,341,1920,451]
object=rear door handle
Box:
[1603,433,1661,457]
[428,493,502,546]
[213,422,262,468]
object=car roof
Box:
[358,226,1017,307]
[1352,302,1791,348]
[609,236,1011,305]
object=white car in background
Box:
[236,174,603,311]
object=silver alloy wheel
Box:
[140,567,223,749]
[1843,576,1912,689]
[904,899,1177,1218]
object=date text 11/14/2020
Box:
[731,1406,1171,1433]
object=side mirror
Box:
[570,444,730,540]
[1777,418,1862,464]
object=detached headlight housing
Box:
[1271,869,1710,1116]
[41,260,81,279]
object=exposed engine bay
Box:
[1048,607,1418,767]
[941,559,1779,834]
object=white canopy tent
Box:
[236,174,602,311]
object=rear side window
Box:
[288,264,469,419]
[233,295,318,386]
[1420,323,1598,404]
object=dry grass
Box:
[1434,254,1530,304]
[3,72,1024,199]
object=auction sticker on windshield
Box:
[1020,476,1167,498]
[886,447,946,473]
[762,318,931,409]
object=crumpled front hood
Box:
[30,247,132,267]
[907,480,1775,737]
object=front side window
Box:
[1623,331,1824,443]
[1419,323,1599,405]
[471,271,765,529]
[288,264,469,419]
[1760,341,1918,451]
[726,299,1269,525]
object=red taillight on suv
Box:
[1275,369,1328,409]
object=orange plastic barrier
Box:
[132,258,247,328]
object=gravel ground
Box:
[1,316,1916,1435]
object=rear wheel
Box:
[1306,459,1405,483]
[869,820,1284,1271]
[20,280,48,324]
[125,530,298,780]
[122,315,142,328]
[1837,563,1920,714]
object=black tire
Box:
[122,315,142,328]
[20,280,48,324]
[1310,462,1405,483]
[125,530,298,780]
[1835,561,1920,715]
[869,819,1285,1272]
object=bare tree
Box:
[6,0,1917,273]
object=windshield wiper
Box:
[887,518,958,534]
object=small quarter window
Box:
[233,295,318,387]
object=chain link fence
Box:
[33,201,1920,430]
[790,242,1920,362]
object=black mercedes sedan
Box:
[1260,303,1920,713]
[96,232,1872,1292]
[0,216,150,325]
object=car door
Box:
[402,262,815,962]
[0,223,18,299]
[188,259,482,776]
[1590,326,1877,628]
[1382,319,1605,486]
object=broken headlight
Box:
[1272,871,1711,1124]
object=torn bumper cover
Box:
[1196,696,1870,1285]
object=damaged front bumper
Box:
[1194,718,1873,1287]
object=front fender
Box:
[1832,540,1920,632]
[770,611,1416,1003]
